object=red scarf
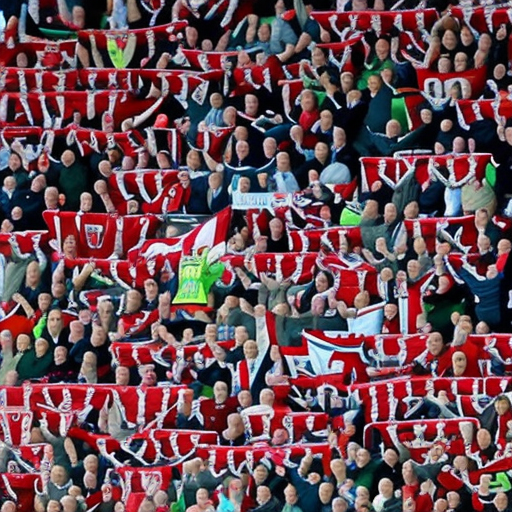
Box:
[299,109,319,132]
[238,359,251,390]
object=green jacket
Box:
[16,348,53,381]
[59,161,88,211]
[347,459,379,491]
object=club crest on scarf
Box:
[84,224,105,249]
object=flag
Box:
[285,412,329,442]
[137,207,231,262]
[171,492,186,512]
[0,90,167,130]
[0,68,78,92]
[223,252,318,285]
[390,88,428,132]
[109,169,180,213]
[282,331,370,384]
[347,301,386,336]
[183,209,231,256]
[363,417,479,460]
[0,40,76,68]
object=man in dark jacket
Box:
[248,486,281,512]
[12,174,47,230]
[279,454,322,512]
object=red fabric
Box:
[472,492,485,512]
[0,473,40,512]
[311,9,439,33]
[360,157,412,193]
[0,40,76,67]
[0,91,165,130]
[0,313,34,339]
[415,493,434,512]
[404,271,433,334]
[402,482,419,503]
[43,211,161,259]
[450,6,512,33]
[195,126,234,161]
[382,316,400,334]
[200,396,239,432]
[497,252,508,273]
[416,66,487,99]
[299,109,319,132]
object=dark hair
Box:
[297,270,334,314]
[319,65,341,87]
[384,446,399,457]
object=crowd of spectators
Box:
[2,0,512,512]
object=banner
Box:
[360,157,414,193]
[232,192,292,212]
[311,9,439,35]
[0,40,77,68]
[451,6,512,34]
[43,211,160,259]
[416,66,487,100]
[456,98,512,128]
